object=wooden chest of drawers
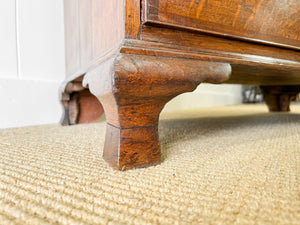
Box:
[62,0,300,170]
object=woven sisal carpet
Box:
[0,105,299,225]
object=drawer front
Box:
[143,0,300,49]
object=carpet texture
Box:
[0,104,300,225]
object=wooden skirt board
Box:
[61,0,300,170]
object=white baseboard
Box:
[163,84,243,112]
[0,78,63,129]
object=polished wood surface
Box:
[135,26,300,85]
[61,80,104,125]
[84,54,231,170]
[62,0,300,170]
[144,0,300,50]
[125,0,141,38]
[63,0,124,80]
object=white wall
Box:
[0,0,242,129]
[0,0,18,78]
[163,84,242,113]
[0,0,65,129]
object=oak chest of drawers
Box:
[62,0,300,170]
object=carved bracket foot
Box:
[260,86,300,112]
[84,54,231,170]
[61,80,104,125]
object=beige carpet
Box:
[0,104,300,225]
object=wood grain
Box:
[103,124,161,170]
[61,81,104,125]
[144,0,300,50]
[125,0,141,38]
[140,26,300,64]
[122,35,300,85]
[63,0,81,77]
[77,89,104,124]
[85,53,231,170]
[63,0,125,80]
